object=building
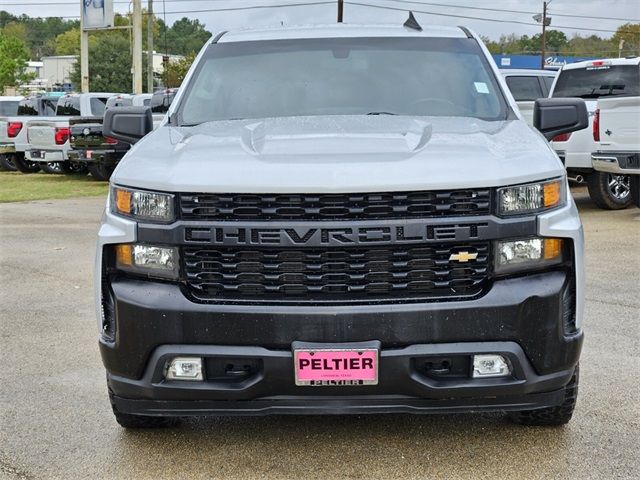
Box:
[493,54,597,69]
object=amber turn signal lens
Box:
[543,238,563,260]
[115,188,132,214]
[115,244,133,266]
[543,181,562,208]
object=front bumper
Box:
[592,152,640,175]
[103,270,582,416]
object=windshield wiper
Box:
[366,111,398,116]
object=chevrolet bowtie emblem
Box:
[449,251,478,262]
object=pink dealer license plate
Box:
[294,348,379,386]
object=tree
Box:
[0,31,33,90]
[157,17,211,56]
[530,30,568,55]
[70,32,149,92]
[612,23,640,56]
[163,52,195,87]
[55,28,82,56]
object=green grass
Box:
[0,171,109,203]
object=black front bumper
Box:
[102,270,582,416]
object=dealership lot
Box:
[0,189,638,480]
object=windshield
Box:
[553,64,640,99]
[0,101,19,116]
[177,37,507,125]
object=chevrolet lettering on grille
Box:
[184,222,490,247]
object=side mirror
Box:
[533,98,589,141]
[103,106,153,144]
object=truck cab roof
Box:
[216,24,470,44]
[560,57,640,71]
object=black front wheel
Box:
[12,154,41,173]
[0,154,18,171]
[508,365,579,426]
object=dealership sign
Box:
[82,0,114,30]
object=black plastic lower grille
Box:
[179,190,491,221]
[183,243,490,304]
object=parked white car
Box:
[550,57,640,209]
[501,69,557,125]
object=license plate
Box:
[294,347,378,386]
[0,145,14,154]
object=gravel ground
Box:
[0,189,638,479]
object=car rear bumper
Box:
[102,270,582,416]
[592,152,640,175]
[25,149,66,162]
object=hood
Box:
[113,115,563,193]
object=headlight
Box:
[495,237,564,274]
[115,244,179,279]
[111,186,175,223]
[497,178,565,216]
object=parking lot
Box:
[0,188,638,480]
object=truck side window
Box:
[91,97,108,116]
[56,96,81,116]
[542,76,555,94]
[17,99,38,116]
[505,76,544,101]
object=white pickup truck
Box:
[25,92,113,169]
[591,96,640,208]
[500,69,557,126]
[550,57,640,209]
[0,95,60,173]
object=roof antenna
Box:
[404,11,423,31]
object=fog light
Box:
[166,357,203,381]
[472,354,510,378]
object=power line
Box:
[373,0,640,23]
[344,1,638,34]
[4,1,335,19]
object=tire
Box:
[12,154,40,173]
[0,154,18,171]
[40,162,64,174]
[587,171,632,210]
[59,162,88,174]
[508,364,579,426]
[108,386,178,429]
[88,163,115,181]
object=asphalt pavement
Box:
[1,189,638,479]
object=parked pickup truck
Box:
[0,95,61,173]
[590,96,640,208]
[0,96,23,170]
[500,69,557,126]
[550,57,640,209]
[25,92,113,169]
[97,22,588,428]
[69,94,152,180]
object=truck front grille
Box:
[179,189,491,221]
[183,242,490,304]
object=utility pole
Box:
[533,1,552,69]
[337,0,343,23]
[132,0,143,94]
[540,1,547,69]
[80,11,89,92]
[147,0,154,93]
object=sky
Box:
[1,0,639,40]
